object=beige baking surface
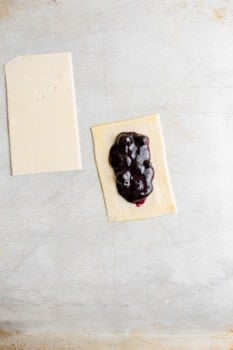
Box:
[91,115,177,221]
[5,52,82,175]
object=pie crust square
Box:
[5,53,82,175]
[91,115,177,221]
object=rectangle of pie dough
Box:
[5,53,82,175]
[91,115,177,222]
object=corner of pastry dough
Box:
[169,203,178,214]
[5,56,21,71]
[91,114,177,222]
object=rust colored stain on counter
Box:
[1,331,233,350]
[213,7,228,22]
[0,329,21,339]
[0,346,23,350]
[0,0,15,20]
[0,330,12,338]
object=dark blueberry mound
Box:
[109,132,154,206]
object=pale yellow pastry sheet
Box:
[5,52,82,175]
[91,115,177,222]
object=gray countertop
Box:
[0,0,233,339]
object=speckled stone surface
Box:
[0,0,233,340]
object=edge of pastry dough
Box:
[91,114,177,222]
[68,53,83,170]
[154,115,177,213]
[5,52,72,69]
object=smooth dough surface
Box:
[91,115,177,222]
[5,53,82,175]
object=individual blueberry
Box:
[117,133,134,146]
[116,171,131,189]
[134,135,148,146]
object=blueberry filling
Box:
[109,132,154,206]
